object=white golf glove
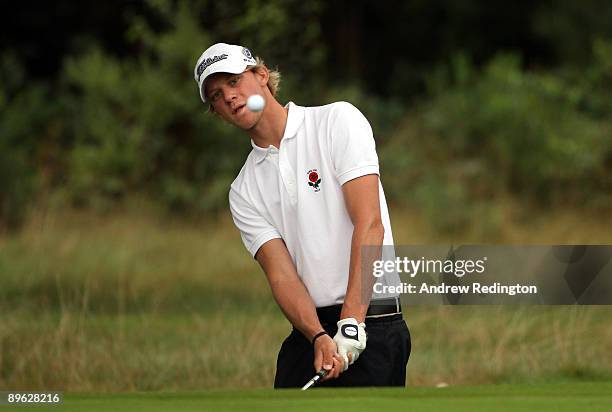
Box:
[333,317,367,371]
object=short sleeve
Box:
[229,187,281,258]
[329,102,380,186]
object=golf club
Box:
[301,369,327,390]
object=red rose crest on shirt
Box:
[307,169,321,192]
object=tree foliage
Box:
[1,0,611,230]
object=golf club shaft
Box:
[301,369,327,390]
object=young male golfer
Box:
[194,43,411,387]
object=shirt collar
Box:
[251,101,305,164]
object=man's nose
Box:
[223,89,237,103]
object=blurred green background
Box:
[1,0,612,391]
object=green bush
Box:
[58,0,327,213]
[381,48,612,232]
[2,1,611,231]
[61,3,244,212]
[0,55,55,230]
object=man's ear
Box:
[253,66,269,87]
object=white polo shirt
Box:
[229,101,400,307]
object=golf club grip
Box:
[313,369,327,384]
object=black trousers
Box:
[274,313,411,388]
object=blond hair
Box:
[208,56,281,113]
[251,56,281,96]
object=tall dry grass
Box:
[2,306,611,391]
[1,202,611,390]
[405,306,612,386]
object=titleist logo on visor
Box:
[197,54,228,80]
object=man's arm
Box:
[255,238,344,380]
[339,174,385,323]
[255,238,323,339]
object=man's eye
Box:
[210,91,221,101]
[229,77,239,86]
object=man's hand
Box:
[333,318,367,371]
[313,334,345,381]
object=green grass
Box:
[12,382,612,411]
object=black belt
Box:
[316,297,402,323]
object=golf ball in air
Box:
[247,94,265,112]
